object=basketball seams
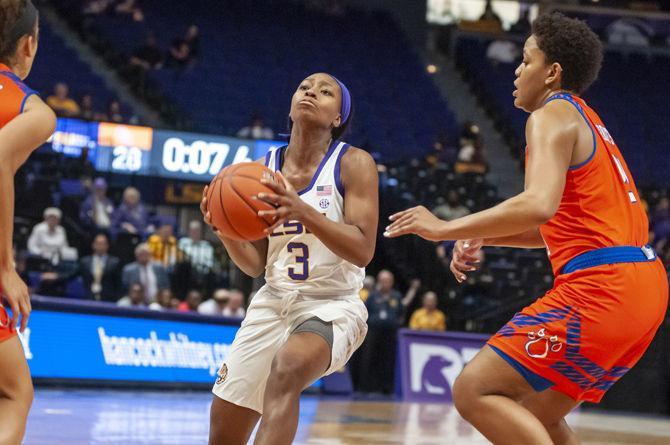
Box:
[208,162,277,241]
[216,177,247,241]
[226,175,273,229]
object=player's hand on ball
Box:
[0,269,31,332]
[450,239,484,283]
[384,206,445,241]
[200,185,215,227]
[200,185,225,240]
[256,172,310,234]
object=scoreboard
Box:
[49,118,283,182]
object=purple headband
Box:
[328,74,352,124]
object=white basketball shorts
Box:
[211,284,368,414]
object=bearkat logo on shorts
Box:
[216,363,228,385]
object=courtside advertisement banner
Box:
[18,309,238,383]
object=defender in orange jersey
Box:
[0,1,56,444]
[385,13,667,445]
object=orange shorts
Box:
[488,260,668,403]
[0,305,16,343]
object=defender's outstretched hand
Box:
[384,206,445,241]
[450,239,484,283]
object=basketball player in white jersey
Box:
[201,72,378,445]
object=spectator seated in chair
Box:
[198,288,229,316]
[117,282,148,308]
[80,177,114,231]
[409,291,447,332]
[222,289,246,319]
[121,243,170,304]
[79,233,121,302]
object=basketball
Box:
[207,162,277,241]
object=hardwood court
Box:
[25,389,670,444]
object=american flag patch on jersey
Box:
[316,185,333,196]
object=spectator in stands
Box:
[457,122,487,173]
[179,220,215,275]
[104,99,125,123]
[222,289,246,318]
[236,114,274,140]
[112,186,148,236]
[510,6,531,35]
[478,0,502,27]
[409,291,447,332]
[198,288,229,315]
[184,24,200,59]
[47,82,80,118]
[80,94,96,121]
[117,282,147,308]
[147,222,181,270]
[166,37,192,70]
[27,207,70,262]
[359,275,375,302]
[606,18,653,47]
[80,177,114,231]
[486,39,520,65]
[83,0,115,15]
[79,233,121,302]
[179,289,203,312]
[149,288,175,311]
[115,0,144,22]
[432,191,471,221]
[426,130,457,166]
[358,269,404,393]
[121,243,169,303]
[130,33,164,71]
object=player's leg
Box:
[453,345,558,445]
[520,389,581,445]
[253,320,332,445]
[0,336,33,445]
[209,287,284,445]
[208,398,260,445]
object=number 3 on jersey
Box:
[287,242,309,280]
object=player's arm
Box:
[385,102,575,242]
[200,158,268,278]
[484,227,545,248]
[0,95,57,330]
[258,148,378,267]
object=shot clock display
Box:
[48,118,283,182]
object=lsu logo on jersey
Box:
[269,213,328,237]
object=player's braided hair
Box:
[0,0,34,63]
[532,12,603,95]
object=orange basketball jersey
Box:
[0,63,35,342]
[0,62,36,129]
[534,93,649,276]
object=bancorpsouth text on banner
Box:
[397,328,488,403]
[18,309,238,383]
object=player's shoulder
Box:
[526,97,582,136]
[0,70,34,96]
[341,145,376,170]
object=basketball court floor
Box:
[25,389,670,444]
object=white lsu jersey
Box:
[263,140,365,296]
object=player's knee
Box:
[266,356,305,395]
[452,370,482,420]
[0,377,33,414]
